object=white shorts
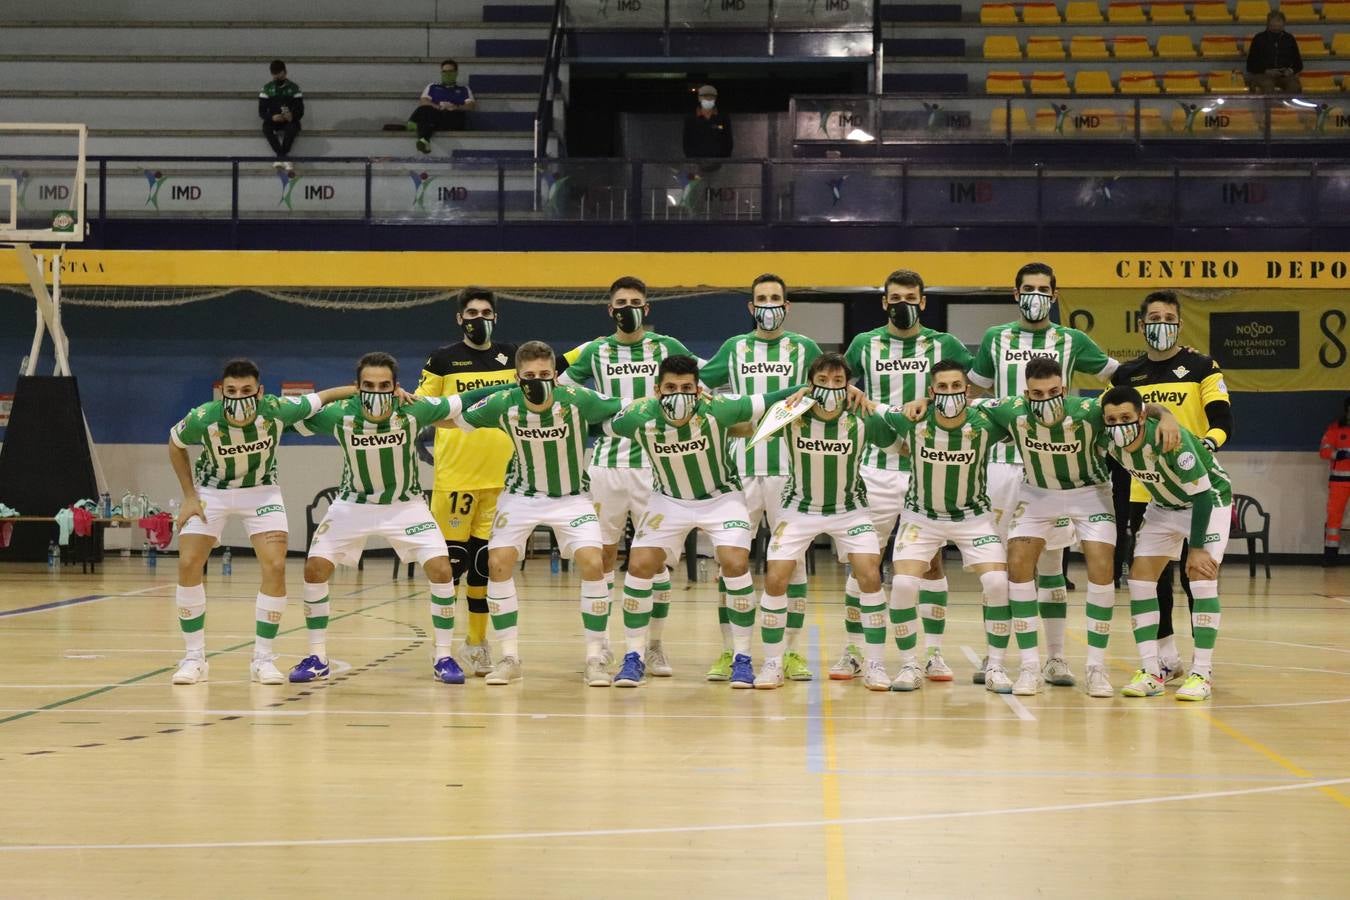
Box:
[488,492,603,559]
[743,475,789,531]
[632,492,754,560]
[893,509,1006,570]
[180,484,289,544]
[861,466,908,546]
[309,498,448,568]
[1134,502,1231,563]
[1011,483,1117,546]
[588,465,653,545]
[989,460,1075,549]
[769,508,880,562]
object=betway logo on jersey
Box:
[1141,388,1189,405]
[737,361,795,377]
[514,424,569,441]
[919,446,976,464]
[603,361,659,380]
[794,436,854,454]
[874,358,930,375]
[1127,468,1164,483]
[1002,348,1060,365]
[653,437,708,456]
[350,432,406,449]
[218,438,275,457]
[1024,437,1082,455]
[454,374,513,393]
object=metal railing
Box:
[535,0,568,160]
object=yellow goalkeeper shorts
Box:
[430,488,501,543]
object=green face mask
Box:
[441,71,458,85]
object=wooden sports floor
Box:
[1,558,1347,898]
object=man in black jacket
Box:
[1246,11,1303,93]
[259,60,304,171]
[682,84,733,161]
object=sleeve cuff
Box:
[169,428,188,449]
[967,372,994,389]
[302,392,323,414]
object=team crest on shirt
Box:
[496,353,508,364]
[1172,365,1190,378]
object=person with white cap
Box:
[683,83,733,160]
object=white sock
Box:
[580,578,610,659]
[487,577,520,659]
[429,580,456,657]
[1159,633,1180,664]
[253,591,286,657]
[175,583,207,655]
[1085,581,1115,668]
[622,573,655,658]
[302,581,330,663]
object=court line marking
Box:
[807,618,848,900]
[3,778,1346,853]
[1198,710,1350,812]
[960,645,1035,721]
[0,584,166,619]
[1221,636,1350,655]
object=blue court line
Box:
[805,624,825,774]
[0,595,110,619]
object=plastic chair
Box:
[1164,69,1206,91]
[1207,69,1251,91]
[1235,0,1273,22]
[1298,34,1330,58]
[1201,35,1243,58]
[1331,33,1350,55]
[1192,0,1234,21]
[1327,1,1350,22]
[1075,69,1118,92]
[1300,70,1340,91]
[1121,70,1163,92]
[984,35,1023,59]
[980,3,1019,24]
[1149,1,1191,22]
[1158,34,1199,58]
[1071,35,1112,58]
[1028,36,1067,58]
[1066,1,1106,22]
[990,106,1033,133]
[306,487,364,571]
[1022,2,1064,23]
[1113,35,1155,58]
[1030,70,1073,92]
[1279,0,1320,22]
[986,71,1028,93]
[1231,494,1271,578]
[1107,1,1148,21]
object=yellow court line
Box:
[814,610,849,900]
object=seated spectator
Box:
[259,59,303,171]
[682,84,733,161]
[1245,12,1303,93]
[408,59,476,155]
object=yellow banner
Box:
[4,250,1350,290]
[1065,289,1350,392]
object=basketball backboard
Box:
[0,123,87,244]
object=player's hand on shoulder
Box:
[902,398,928,421]
[1156,414,1182,453]
[394,385,417,406]
[845,384,875,414]
[785,386,810,408]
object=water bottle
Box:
[549,546,560,575]
[99,491,112,519]
[143,539,156,569]
[121,490,136,520]
[222,547,233,576]
[47,540,58,569]
[698,558,709,583]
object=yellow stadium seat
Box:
[986,71,1028,93]
[1065,1,1105,22]
[1113,35,1154,57]
[1021,2,1063,23]
[984,35,1024,59]
[1071,35,1112,58]
[1029,70,1072,92]
[1298,34,1330,57]
[1107,1,1148,21]
[1201,35,1243,57]
[1331,33,1350,54]
[1236,0,1272,21]
[1121,69,1162,91]
[1149,1,1190,22]
[1027,36,1067,58]
[1300,70,1340,91]
[1074,69,1117,92]
[980,3,1019,24]
[1163,69,1206,91]
[1192,0,1234,22]
[1326,1,1350,22]
[1279,0,1319,22]
[990,107,1033,134]
[1207,69,1251,91]
[1158,35,1198,58]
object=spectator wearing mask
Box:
[1246,11,1303,93]
[682,84,733,161]
[409,59,476,155]
[1320,397,1350,567]
[259,60,303,171]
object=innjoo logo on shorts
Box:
[569,514,599,527]
[255,504,284,516]
[846,524,875,536]
[1088,513,1115,523]
[723,519,751,530]
[1203,532,1222,544]
[972,535,1000,546]
[405,521,438,536]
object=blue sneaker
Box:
[613,651,645,687]
[730,653,755,689]
[288,654,329,683]
[433,656,465,685]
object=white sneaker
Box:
[485,656,522,685]
[1012,665,1043,696]
[924,648,954,681]
[972,655,988,685]
[984,664,1014,694]
[1160,657,1186,684]
[585,656,611,687]
[828,644,863,681]
[172,655,208,685]
[646,641,674,677]
[1085,664,1114,698]
[754,658,785,690]
[249,654,284,685]
[463,641,493,677]
[1175,672,1212,702]
[861,659,890,691]
[889,663,923,692]
[1041,656,1076,687]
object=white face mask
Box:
[1028,394,1064,426]
[660,392,698,423]
[223,393,258,423]
[699,98,715,110]
[753,304,787,332]
[933,390,967,418]
[1108,421,1141,448]
[1144,322,1180,352]
[1018,291,1053,323]
[810,385,847,414]
[360,390,395,419]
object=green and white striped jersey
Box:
[782,411,899,516]
[296,395,460,504]
[883,405,1013,521]
[170,393,320,490]
[461,384,621,498]
[558,331,691,469]
[981,395,1110,490]
[701,330,820,478]
[844,325,972,473]
[970,322,1117,464]
[1106,419,1232,511]
[605,393,775,501]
